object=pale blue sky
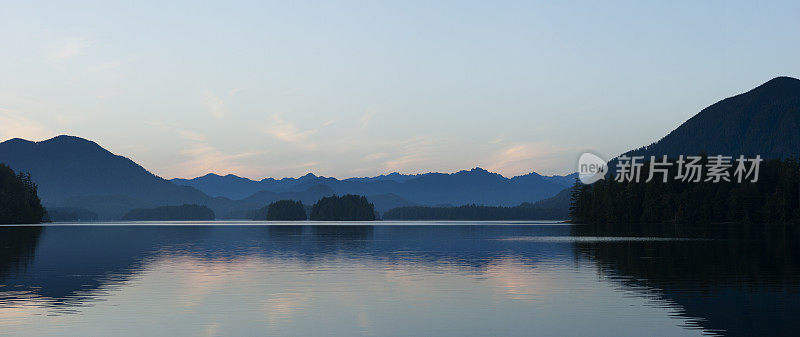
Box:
[1,0,798,179]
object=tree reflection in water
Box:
[573,224,800,337]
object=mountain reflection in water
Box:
[0,223,797,336]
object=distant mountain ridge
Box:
[0,135,568,220]
[344,172,425,183]
[172,167,572,207]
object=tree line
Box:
[44,207,99,222]
[254,200,307,220]
[0,163,45,224]
[570,157,800,228]
[310,195,376,221]
[383,204,567,220]
[121,204,215,221]
[254,195,376,221]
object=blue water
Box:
[0,222,797,336]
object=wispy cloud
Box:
[267,161,322,178]
[489,135,504,144]
[203,90,227,119]
[359,110,375,129]
[45,37,93,63]
[176,145,261,177]
[146,121,263,178]
[384,153,425,172]
[382,136,445,173]
[146,121,206,142]
[485,142,573,176]
[263,113,316,143]
[88,56,136,72]
[362,152,389,162]
[228,87,246,96]
[0,107,52,141]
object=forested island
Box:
[383,204,566,220]
[254,200,308,220]
[310,195,376,221]
[0,163,45,224]
[570,157,800,227]
[121,204,215,221]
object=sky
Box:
[1,0,799,179]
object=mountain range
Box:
[2,76,797,221]
[172,168,571,206]
[0,136,571,220]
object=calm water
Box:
[0,222,798,336]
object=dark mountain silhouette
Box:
[621,76,800,160]
[539,172,577,188]
[0,135,567,220]
[171,173,262,200]
[573,76,800,225]
[174,167,571,207]
[171,172,344,200]
[363,193,417,213]
[52,194,160,220]
[0,136,245,220]
[556,77,800,216]
[527,186,573,211]
[0,136,209,209]
[241,184,335,206]
[44,207,98,222]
